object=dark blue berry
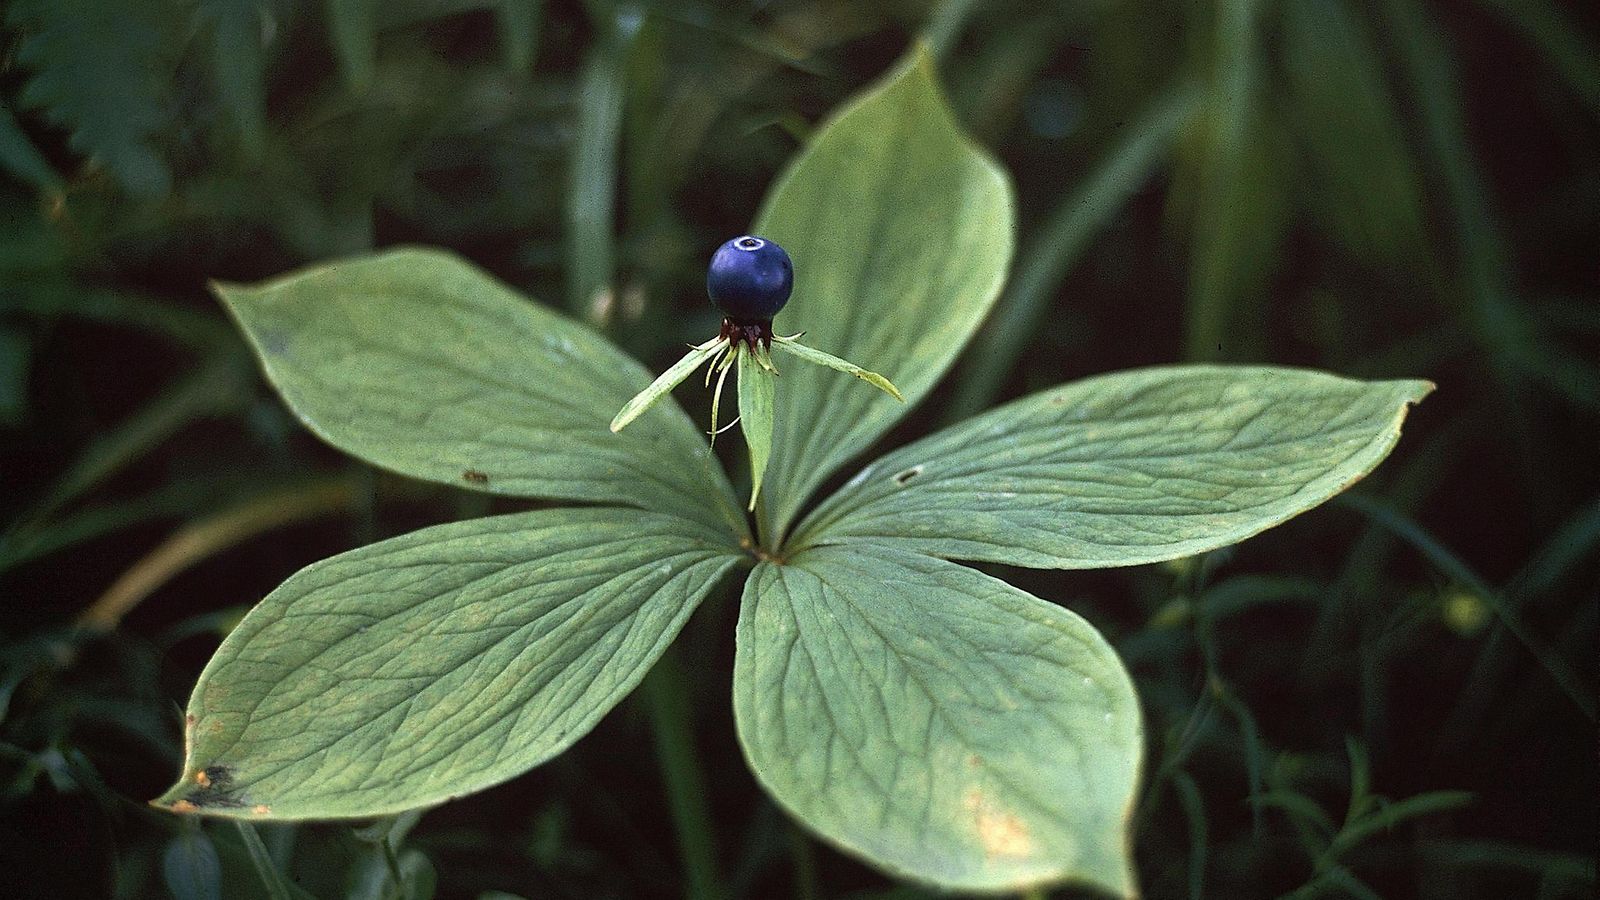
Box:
[707,236,793,324]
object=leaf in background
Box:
[5,354,249,534]
[200,0,270,159]
[945,80,1200,422]
[1473,0,1600,120]
[1279,0,1426,266]
[496,0,543,75]
[154,507,741,819]
[215,248,745,537]
[0,326,31,426]
[752,47,1014,541]
[0,103,63,191]
[795,366,1431,569]
[734,544,1140,895]
[1381,0,1598,411]
[163,828,223,900]
[8,0,179,196]
[737,348,775,509]
[325,0,377,93]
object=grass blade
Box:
[567,5,643,321]
[1185,0,1274,362]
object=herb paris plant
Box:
[611,233,901,511]
[155,49,1431,898]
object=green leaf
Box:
[752,46,1015,541]
[154,507,741,819]
[794,366,1432,569]
[734,545,1140,895]
[215,247,745,538]
[738,347,775,510]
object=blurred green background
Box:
[0,1,1595,897]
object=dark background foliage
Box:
[0,1,1595,897]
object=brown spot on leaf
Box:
[252,804,271,815]
[171,800,198,814]
[962,788,1035,860]
[194,770,211,788]
[893,466,923,485]
[461,469,489,484]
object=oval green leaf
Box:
[795,366,1432,568]
[752,47,1015,541]
[734,545,1141,896]
[153,507,740,819]
[214,247,745,538]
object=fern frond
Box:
[7,0,185,196]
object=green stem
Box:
[641,647,724,900]
[920,0,982,58]
[789,825,818,900]
[234,822,295,900]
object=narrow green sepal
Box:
[771,336,904,402]
[737,348,776,510]
[611,337,729,433]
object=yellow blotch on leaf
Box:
[962,788,1035,860]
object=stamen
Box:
[708,347,736,444]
